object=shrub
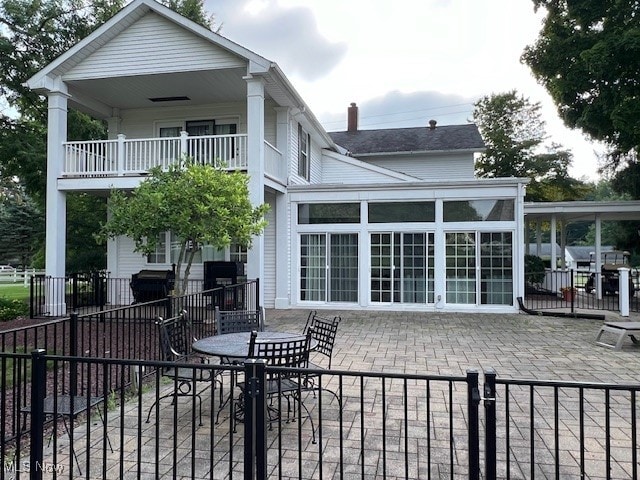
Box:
[524,254,546,286]
[0,297,29,321]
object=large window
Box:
[147,233,168,264]
[298,124,310,180]
[298,203,360,224]
[368,202,435,223]
[147,232,236,265]
[443,199,514,222]
[370,232,434,304]
[300,233,358,302]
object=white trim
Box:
[25,0,271,92]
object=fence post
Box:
[71,273,78,311]
[165,295,173,320]
[69,312,78,399]
[483,368,497,480]
[570,269,575,313]
[618,267,630,317]
[467,369,480,480]
[243,359,267,480]
[255,278,260,312]
[29,275,35,319]
[30,349,47,480]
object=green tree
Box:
[97,160,269,295]
[0,189,44,267]
[522,0,640,171]
[473,91,584,201]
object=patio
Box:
[26,309,640,479]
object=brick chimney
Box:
[428,119,437,130]
[348,102,359,132]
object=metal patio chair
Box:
[215,306,264,336]
[212,306,264,422]
[235,329,317,443]
[146,311,215,426]
[302,311,341,403]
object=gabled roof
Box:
[328,124,485,156]
[25,0,272,91]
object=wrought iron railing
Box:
[2,354,638,479]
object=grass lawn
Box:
[0,284,30,301]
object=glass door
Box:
[480,232,513,305]
[445,231,514,305]
[445,232,476,304]
[370,232,434,304]
[300,233,359,303]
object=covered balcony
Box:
[62,133,285,182]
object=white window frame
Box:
[297,123,310,180]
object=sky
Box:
[206,0,605,181]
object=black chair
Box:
[236,329,317,443]
[215,306,264,335]
[212,307,264,423]
[146,311,215,426]
[22,394,113,475]
[302,311,341,402]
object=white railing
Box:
[65,140,118,175]
[264,141,285,181]
[63,133,248,177]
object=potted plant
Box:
[560,286,577,301]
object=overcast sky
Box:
[205,0,605,181]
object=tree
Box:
[0,188,44,267]
[522,1,640,171]
[473,91,585,201]
[97,160,269,295]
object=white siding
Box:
[263,193,276,308]
[264,101,277,146]
[65,12,244,80]
[365,153,475,181]
[118,102,247,138]
[321,156,407,184]
[309,142,322,184]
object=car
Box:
[0,265,16,273]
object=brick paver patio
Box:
[36,309,640,479]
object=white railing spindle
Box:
[62,134,249,177]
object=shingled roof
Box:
[328,124,485,156]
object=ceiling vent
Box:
[149,96,190,102]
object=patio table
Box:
[192,331,317,425]
[193,331,316,361]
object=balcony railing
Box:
[62,133,285,182]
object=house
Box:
[26,0,528,315]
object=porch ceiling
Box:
[524,200,640,222]
[65,67,268,116]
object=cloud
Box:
[318,90,479,132]
[206,0,347,81]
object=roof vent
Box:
[428,119,437,130]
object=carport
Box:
[524,200,640,299]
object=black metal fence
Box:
[30,273,258,319]
[523,269,640,314]
[1,353,638,479]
